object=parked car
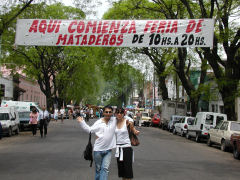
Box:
[207,121,240,152]
[231,133,240,160]
[18,111,31,131]
[168,115,185,132]
[140,112,151,126]
[173,116,195,136]
[0,107,20,137]
[151,113,161,127]
[186,112,227,142]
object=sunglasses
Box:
[115,111,124,114]
[104,111,112,114]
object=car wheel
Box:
[195,134,200,143]
[186,132,191,139]
[233,144,240,159]
[180,130,184,137]
[8,127,13,137]
[15,126,19,135]
[207,136,212,147]
[221,139,227,152]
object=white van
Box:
[0,107,20,136]
[1,100,42,112]
[186,112,227,142]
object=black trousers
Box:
[39,119,48,137]
[31,124,37,135]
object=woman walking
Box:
[115,107,139,180]
[29,108,39,136]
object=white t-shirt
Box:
[79,117,117,151]
[60,109,65,115]
[39,110,49,120]
[115,119,131,146]
[54,109,59,116]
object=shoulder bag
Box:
[83,132,93,167]
[126,120,140,146]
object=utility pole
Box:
[153,70,156,109]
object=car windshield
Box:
[19,112,30,119]
[0,113,10,121]
[187,118,195,124]
[230,122,240,131]
[142,113,148,117]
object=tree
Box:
[1,2,100,110]
[178,0,240,120]
[0,0,34,37]
[95,47,145,106]
[103,0,207,115]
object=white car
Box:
[0,107,20,136]
[207,121,240,151]
[173,116,195,136]
[140,112,151,127]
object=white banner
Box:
[15,19,214,48]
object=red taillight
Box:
[204,133,208,135]
[184,124,188,129]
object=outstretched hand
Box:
[135,130,140,135]
[77,116,84,123]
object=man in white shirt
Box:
[39,106,49,138]
[77,105,116,180]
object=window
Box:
[230,122,240,131]
[212,105,215,112]
[215,121,223,129]
[187,118,195,125]
[216,116,224,126]
[220,122,228,130]
[177,104,185,109]
[0,113,9,120]
[168,103,175,108]
[205,114,214,125]
[19,112,30,119]
[0,84,5,97]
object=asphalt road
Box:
[0,118,240,180]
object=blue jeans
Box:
[94,150,112,180]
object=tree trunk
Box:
[157,73,168,100]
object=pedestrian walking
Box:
[77,105,116,180]
[115,107,139,180]
[68,108,73,120]
[54,108,59,122]
[85,108,90,122]
[136,111,142,126]
[90,108,94,119]
[29,108,39,136]
[39,106,49,138]
[60,107,65,123]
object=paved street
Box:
[0,118,240,180]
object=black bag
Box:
[84,132,93,167]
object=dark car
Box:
[18,111,31,131]
[231,133,240,160]
[151,114,161,127]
